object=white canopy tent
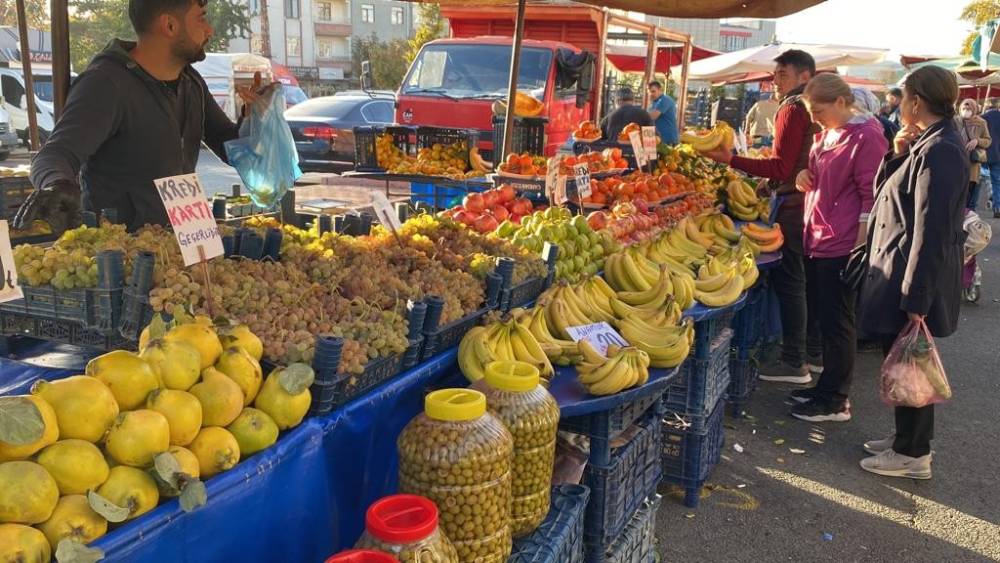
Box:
[687,42,888,83]
[192,53,273,121]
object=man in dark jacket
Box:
[16,0,255,233]
[704,49,821,386]
[884,87,902,129]
[600,88,652,141]
[981,98,1000,217]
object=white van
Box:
[0,67,56,144]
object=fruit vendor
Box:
[703,49,821,385]
[600,89,652,142]
[16,0,260,233]
[646,81,679,145]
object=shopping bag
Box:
[879,319,952,408]
[224,83,302,209]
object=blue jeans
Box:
[988,162,1000,210]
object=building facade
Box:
[645,17,777,53]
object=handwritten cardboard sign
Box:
[641,126,658,161]
[628,130,647,168]
[573,162,592,199]
[0,221,22,303]
[565,322,629,356]
[370,191,402,232]
[154,173,223,267]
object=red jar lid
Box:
[365,494,439,544]
[325,549,398,563]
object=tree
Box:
[0,0,48,28]
[407,3,444,64]
[959,0,1000,54]
[352,34,410,90]
[68,0,250,71]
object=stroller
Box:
[962,211,991,303]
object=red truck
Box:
[395,4,612,158]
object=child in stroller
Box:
[962,211,992,302]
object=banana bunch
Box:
[695,212,741,244]
[522,306,583,366]
[575,341,650,396]
[692,256,745,308]
[617,316,694,369]
[740,222,784,253]
[680,121,736,153]
[458,316,554,382]
[469,147,492,174]
[540,278,616,339]
[724,179,762,221]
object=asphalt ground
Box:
[654,211,1000,562]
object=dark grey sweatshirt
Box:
[30,39,239,231]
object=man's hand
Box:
[12,179,82,233]
[701,145,733,165]
[795,169,812,192]
[236,72,279,117]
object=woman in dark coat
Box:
[858,66,966,480]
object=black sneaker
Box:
[790,399,851,422]
[759,359,811,384]
[805,352,824,374]
[789,387,820,404]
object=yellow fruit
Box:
[140,339,202,391]
[36,440,110,495]
[0,461,59,524]
[167,446,200,479]
[146,389,203,447]
[104,410,170,468]
[188,427,240,478]
[226,408,279,457]
[30,376,118,443]
[189,368,244,427]
[214,347,263,405]
[254,370,311,430]
[36,494,107,547]
[164,323,223,370]
[138,325,152,352]
[194,315,213,326]
[0,524,50,563]
[220,325,263,361]
[0,396,58,462]
[85,350,160,410]
[96,466,159,521]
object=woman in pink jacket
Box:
[789,73,889,422]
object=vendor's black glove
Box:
[12,179,82,234]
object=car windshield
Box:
[402,44,551,99]
[284,97,357,119]
[33,76,53,102]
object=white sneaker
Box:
[863,434,895,455]
[860,449,932,480]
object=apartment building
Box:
[646,17,777,53]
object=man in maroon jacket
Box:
[704,50,819,383]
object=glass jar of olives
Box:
[397,389,514,563]
[355,494,458,562]
[473,361,560,537]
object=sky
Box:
[774,0,971,57]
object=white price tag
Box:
[573,162,592,199]
[553,177,569,206]
[0,221,22,303]
[628,130,647,167]
[565,322,629,356]
[641,126,658,160]
[370,191,402,232]
[154,173,223,267]
[545,154,562,199]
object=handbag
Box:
[971,148,988,163]
[840,243,868,291]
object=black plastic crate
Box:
[726,352,758,418]
[585,495,661,563]
[1,285,124,337]
[118,288,153,341]
[321,353,403,410]
[416,126,479,170]
[506,276,546,310]
[0,176,33,218]
[401,336,424,370]
[661,398,725,508]
[582,411,662,550]
[559,391,661,443]
[492,115,548,158]
[353,125,416,172]
[661,329,732,433]
[0,311,130,351]
[509,484,590,563]
[420,306,490,360]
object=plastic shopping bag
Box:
[880,319,952,408]
[225,83,302,209]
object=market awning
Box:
[687,42,888,83]
[908,54,1000,75]
[605,43,719,74]
[406,0,825,18]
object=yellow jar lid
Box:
[485,360,539,392]
[425,388,486,421]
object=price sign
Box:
[0,221,22,303]
[370,191,402,232]
[628,130,647,167]
[154,173,223,267]
[553,176,569,206]
[641,126,658,161]
[565,322,629,356]
[573,162,592,199]
[545,154,562,199]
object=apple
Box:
[498,185,516,203]
[474,214,499,234]
[491,205,510,221]
[463,193,486,214]
[511,198,533,216]
[453,210,475,226]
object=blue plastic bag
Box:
[225,84,302,208]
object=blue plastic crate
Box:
[662,329,732,432]
[409,182,473,210]
[726,349,759,417]
[559,391,661,443]
[582,410,662,550]
[509,485,590,563]
[693,309,736,351]
[731,284,766,351]
[660,398,726,508]
[585,495,661,563]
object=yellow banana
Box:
[632,331,691,368]
[585,355,633,395]
[577,339,607,364]
[458,327,489,381]
[511,322,554,378]
[609,297,668,322]
[668,228,709,258]
[619,252,655,291]
[575,285,616,324]
[589,276,618,300]
[559,285,597,325]
[628,249,663,286]
[711,215,741,243]
[693,275,744,308]
[604,254,638,292]
[695,266,736,293]
[616,269,672,306]
[577,353,624,385]
[684,218,715,249]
